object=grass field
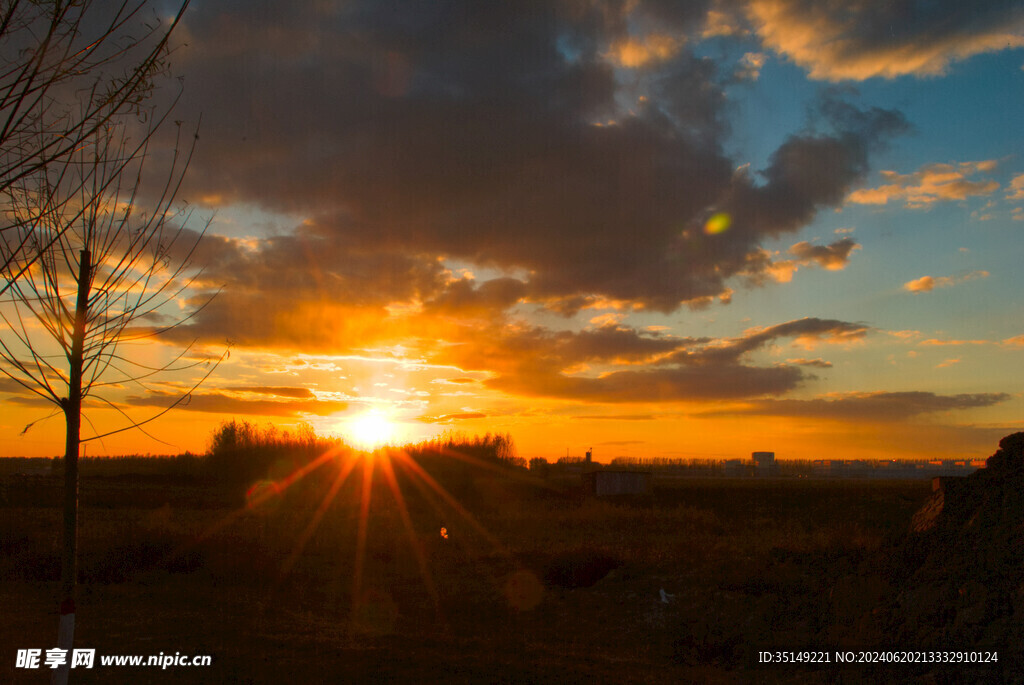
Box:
[1,454,942,683]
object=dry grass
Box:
[1,461,932,683]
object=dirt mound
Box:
[833,433,1024,674]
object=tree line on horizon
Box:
[202,420,523,485]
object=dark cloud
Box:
[164,0,906,324]
[222,386,317,399]
[636,0,716,32]
[726,96,908,246]
[742,317,867,346]
[788,238,860,270]
[439,316,861,403]
[556,324,694,363]
[489,360,803,402]
[698,391,1011,421]
[425,278,528,318]
[574,414,656,421]
[0,377,34,396]
[156,224,447,350]
[418,412,487,423]
[787,358,834,369]
[133,2,973,416]
[4,395,53,408]
[125,391,347,417]
[668,317,868,365]
[446,321,700,374]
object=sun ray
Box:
[279,454,360,578]
[391,450,508,556]
[158,437,519,635]
[159,446,344,569]
[247,447,341,508]
[351,454,375,615]
[377,450,440,611]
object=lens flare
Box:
[505,570,543,611]
[245,479,281,510]
[703,212,732,235]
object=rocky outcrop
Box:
[834,433,1024,676]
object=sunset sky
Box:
[3,0,1024,461]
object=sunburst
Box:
[184,430,522,635]
[346,411,398,451]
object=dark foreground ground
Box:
[0,463,1016,683]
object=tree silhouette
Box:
[0,0,188,296]
[0,30,219,684]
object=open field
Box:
[0,456,1010,683]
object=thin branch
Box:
[83,347,228,442]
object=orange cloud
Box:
[904,276,945,292]
[418,411,487,423]
[888,330,922,341]
[904,270,988,293]
[734,52,767,81]
[848,161,1000,208]
[745,238,860,284]
[746,0,1024,81]
[607,33,682,68]
[698,390,1010,421]
[1007,173,1024,201]
[919,339,988,346]
[703,8,746,38]
[589,313,626,328]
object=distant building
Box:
[753,451,776,476]
[722,459,743,476]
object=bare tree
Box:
[0,111,218,684]
[0,0,189,295]
[0,5,198,679]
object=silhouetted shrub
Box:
[205,420,346,485]
[0,532,60,581]
[398,431,525,502]
[405,431,521,469]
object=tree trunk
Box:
[53,248,90,685]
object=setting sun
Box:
[346,411,399,451]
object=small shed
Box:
[753,451,776,476]
[582,470,652,497]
